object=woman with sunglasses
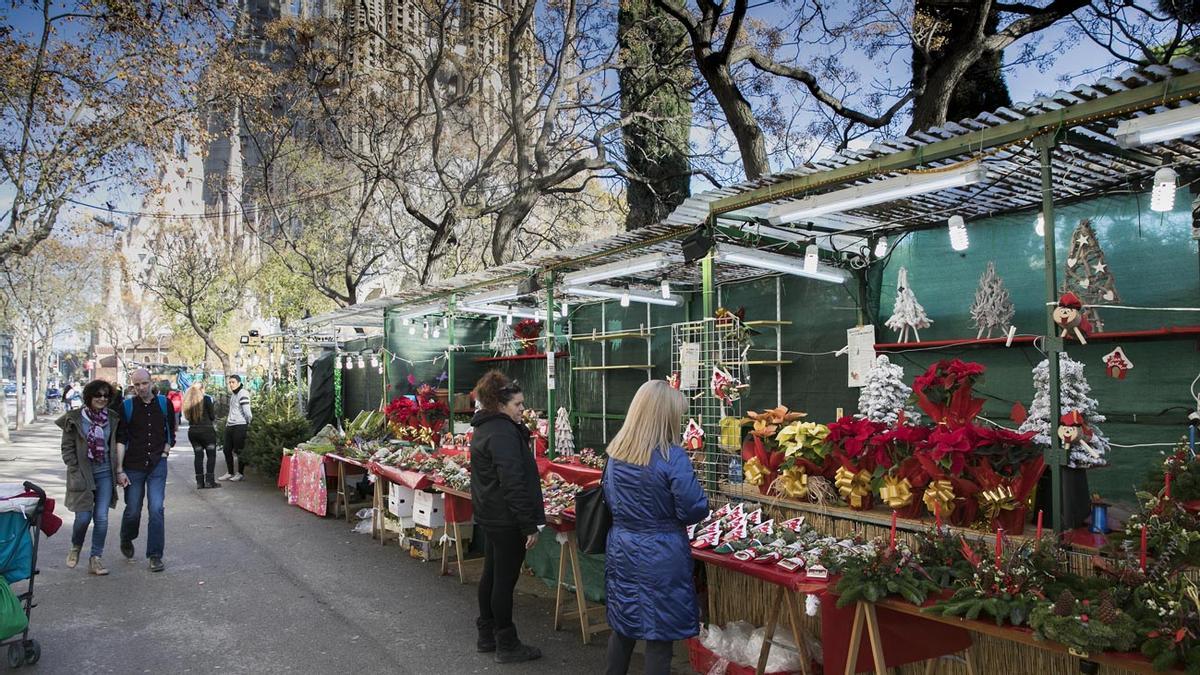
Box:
[57,379,124,575]
[469,371,545,663]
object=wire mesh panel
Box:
[671,317,749,493]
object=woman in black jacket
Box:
[469,371,545,663]
[183,382,221,489]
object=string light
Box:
[1035,212,1045,237]
[873,237,888,258]
[803,243,819,273]
[344,355,354,370]
[1151,167,1178,212]
[356,355,365,369]
[370,353,379,368]
[948,215,969,251]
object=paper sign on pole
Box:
[546,350,556,390]
[846,325,876,388]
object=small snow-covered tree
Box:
[554,407,575,456]
[969,262,1015,339]
[857,355,921,426]
[885,267,932,342]
[490,319,518,357]
[1018,354,1110,468]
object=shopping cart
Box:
[0,482,51,668]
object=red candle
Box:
[890,510,897,551]
[1036,510,1044,542]
[1165,472,1172,500]
[1140,525,1148,572]
[995,527,1003,568]
[934,501,942,530]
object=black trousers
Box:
[605,632,673,675]
[477,527,527,630]
[189,428,217,477]
[224,425,247,474]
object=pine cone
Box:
[1053,590,1076,617]
[1097,597,1119,625]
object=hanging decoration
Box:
[969,262,1015,339]
[1053,292,1091,344]
[1102,346,1133,380]
[553,407,574,457]
[1061,218,1119,332]
[885,267,932,342]
[1018,355,1111,468]
[489,319,518,357]
[710,366,747,415]
[1057,411,1096,462]
[857,355,921,426]
[683,418,705,452]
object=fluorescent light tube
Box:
[460,304,563,320]
[395,303,443,320]
[714,244,849,284]
[1115,105,1200,147]
[562,252,673,286]
[767,162,988,225]
[462,285,522,306]
[566,284,683,307]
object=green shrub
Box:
[242,384,312,479]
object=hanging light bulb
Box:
[619,291,630,308]
[433,325,441,339]
[660,280,671,299]
[356,355,365,369]
[408,323,416,335]
[560,300,569,314]
[873,236,888,258]
[422,321,430,339]
[803,243,819,273]
[1151,167,1178,212]
[1035,212,1045,237]
[377,365,384,375]
[948,215,969,251]
[441,317,448,329]
[370,353,379,368]
[505,308,514,325]
[344,355,353,370]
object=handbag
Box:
[574,463,612,554]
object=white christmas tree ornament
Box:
[856,355,921,426]
[1018,354,1110,468]
[885,267,932,343]
[969,262,1015,339]
[554,406,575,456]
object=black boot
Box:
[494,626,541,664]
[205,474,222,489]
[196,474,206,489]
[476,618,496,653]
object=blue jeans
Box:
[121,458,167,559]
[71,462,113,557]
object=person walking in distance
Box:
[116,368,177,572]
[183,381,221,489]
[220,375,251,482]
[57,380,123,576]
[469,371,545,663]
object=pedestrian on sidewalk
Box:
[57,379,123,576]
[602,380,709,675]
[220,374,251,482]
[469,371,545,664]
[164,384,183,429]
[183,381,221,489]
[116,368,177,572]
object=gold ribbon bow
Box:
[773,467,809,500]
[744,457,769,486]
[979,484,1016,522]
[879,475,913,509]
[834,467,872,509]
[922,479,956,516]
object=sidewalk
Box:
[0,426,689,673]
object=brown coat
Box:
[57,408,121,513]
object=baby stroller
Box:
[0,482,55,668]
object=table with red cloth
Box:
[285,450,330,517]
[276,454,342,489]
[536,457,602,486]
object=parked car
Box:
[3,382,15,398]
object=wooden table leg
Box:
[845,603,865,675]
[862,603,887,675]
[453,521,467,584]
[782,591,811,675]
[553,536,568,632]
[566,533,593,644]
[756,585,785,675]
[337,462,347,521]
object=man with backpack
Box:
[116,368,177,572]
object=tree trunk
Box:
[620,0,692,229]
[13,337,23,432]
[701,58,770,179]
[491,191,540,266]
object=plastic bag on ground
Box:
[746,626,802,673]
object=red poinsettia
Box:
[384,384,450,436]
[869,422,931,470]
[825,416,886,462]
[924,425,977,475]
[912,359,987,429]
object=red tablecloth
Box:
[287,451,329,517]
[327,453,370,471]
[537,457,602,486]
[691,548,829,594]
[369,462,434,490]
[434,485,475,522]
[277,455,292,488]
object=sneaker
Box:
[230,473,244,482]
[217,473,233,481]
[120,540,134,559]
[148,557,165,573]
[88,556,109,576]
[66,545,81,569]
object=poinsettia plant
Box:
[513,318,543,354]
[912,359,987,429]
[775,420,830,472]
[739,406,806,493]
[384,383,450,444]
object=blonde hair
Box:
[183,382,207,423]
[606,380,687,466]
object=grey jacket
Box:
[227,387,252,427]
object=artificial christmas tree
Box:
[1018,354,1110,468]
[856,355,921,426]
[969,262,1015,339]
[885,267,932,342]
[1062,218,1119,332]
[489,318,518,357]
[554,406,575,457]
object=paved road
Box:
[0,421,681,673]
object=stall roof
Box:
[305,57,1200,331]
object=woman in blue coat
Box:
[603,380,709,674]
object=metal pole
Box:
[1036,132,1065,531]
[545,272,558,459]
[447,296,456,426]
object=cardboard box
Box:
[414,489,445,527]
[388,483,414,517]
[408,538,442,562]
